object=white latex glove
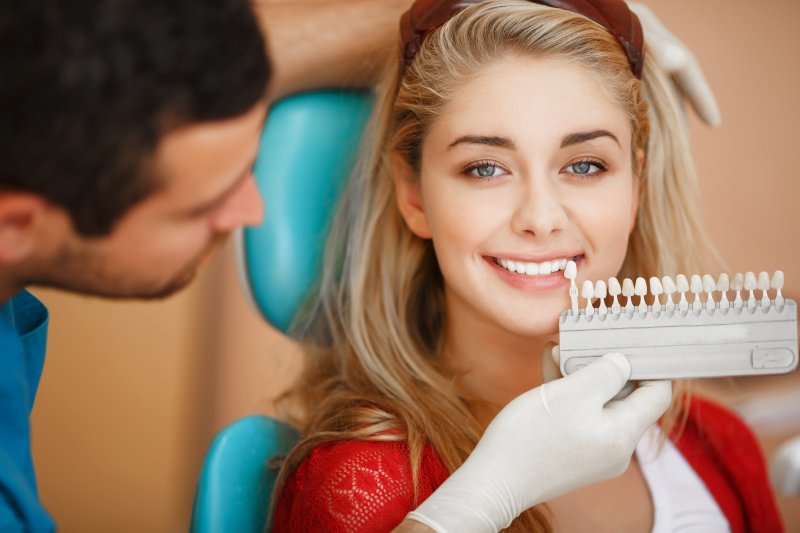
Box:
[629,2,722,127]
[406,349,672,533]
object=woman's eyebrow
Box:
[560,129,620,148]
[448,135,516,150]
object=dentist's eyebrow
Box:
[560,130,620,148]
[448,135,516,150]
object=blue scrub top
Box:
[0,291,55,532]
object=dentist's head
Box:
[0,0,270,300]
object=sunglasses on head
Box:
[400,0,644,78]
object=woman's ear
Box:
[0,193,45,264]
[392,153,432,239]
[629,148,645,234]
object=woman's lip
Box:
[490,253,583,263]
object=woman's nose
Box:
[509,178,569,238]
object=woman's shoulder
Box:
[273,439,449,532]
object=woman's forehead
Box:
[430,54,630,146]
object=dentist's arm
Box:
[394,352,672,533]
[251,0,412,101]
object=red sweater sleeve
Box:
[672,395,783,533]
[273,440,449,532]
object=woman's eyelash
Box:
[562,158,607,177]
[462,160,507,179]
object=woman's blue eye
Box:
[465,162,505,179]
[564,160,605,176]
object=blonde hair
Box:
[274,2,717,530]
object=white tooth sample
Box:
[717,273,730,308]
[690,274,703,311]
[608,277,622,313]
[560,258,567,270]
[744,271,757,308]
[649,277,663,312]
[662,276,676,312]
[772,270,785,306]
[525,262,539,276]
[582,280,595,315]
[758,271,771,306]
[676,274,690,312]
[731,273,744,309]
[703,274,716,310]
[565,260,579,315]
[622,278,635,313]
[595,280,608,315]
[634,277,648,313]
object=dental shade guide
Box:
[559,265,798,380]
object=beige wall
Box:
[29,1,800,531]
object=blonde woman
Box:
[272,1,781,531]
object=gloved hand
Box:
[405,349,672,533]
[629,2,722,127]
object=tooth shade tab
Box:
[564,260,577,280]
[650,277,663,312]
[703,274,716,310]
[676,274,689,293]
[772,270,785,307]
[690,275,703,311]
[662,276,677,294]
[609,277,621,312]
[744,272,757,308]
[662,276,676,312]
[582,280,595,315]
[594,280,608,314]
[771,270,784,290]
[717,273,730,308]
[622,278,634,297]
[758,271,770,290]
[732,273,744,309]
[595,280,608,298]
[757,271,771,306]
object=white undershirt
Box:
[635,425,731,533]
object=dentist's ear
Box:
[0,193,44,264]
[391,152,432,239]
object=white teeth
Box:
[495,256,575,276]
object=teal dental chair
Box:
[190,90,373,533]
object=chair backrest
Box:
[190,416,299,533]
[236,89,374,333]
[191,90,373,531]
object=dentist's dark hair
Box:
[0,0,270,236]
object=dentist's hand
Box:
[629,2,722,127]
[403,349,672,533]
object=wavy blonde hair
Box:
[273,2,717,530]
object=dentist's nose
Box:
[211,173,264,233]
[510,179,569,237]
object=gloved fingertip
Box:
[551,344,560,365]
[601,352,631,380]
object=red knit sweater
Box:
[273,396,783,532]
